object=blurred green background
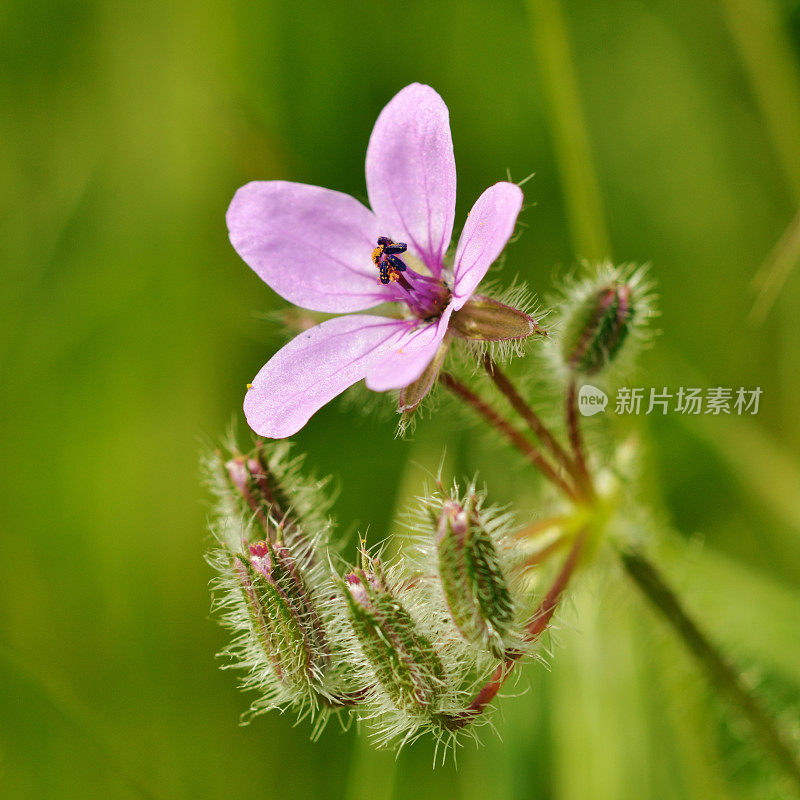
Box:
[2,0,800,797]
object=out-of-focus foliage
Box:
[1,0,799,798]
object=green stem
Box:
[526,0,799,785]
[620,548,800,793]
[717,0,800,320]
[719,0,800,202]
[751,204,800,325]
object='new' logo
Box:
[578,385,608,416]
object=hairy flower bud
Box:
[233,537,330,689]
[206,439,348,726]
[343,561,446,713]
[558,263,656,377]
[562,284,632,375]
[451,295,544,342]
[205,438,333,557]
[225,450,296,541]
[436,497,514,658]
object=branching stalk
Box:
[440,372,579,501]
[482,355,581,485]
[465,361,800,789]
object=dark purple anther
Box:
[385,254,407,272]
[372,237,409,284]
[371,236,450,312]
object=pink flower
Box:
[227,83,524,438]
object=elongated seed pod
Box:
[235,553,316,688]
[343,565,446,713]
[450,295,544,342]
[437,498,514,658]
[251,539,330,670]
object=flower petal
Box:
[365,305,454,391]
[227,181,390,313]
[452,183,523,310]
[365,84,456,275]
[244,315,410,438]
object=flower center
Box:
[371,236,450,319]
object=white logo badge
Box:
[578,384,608,416]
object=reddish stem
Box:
[511,515,569,540]
[516,535,569,570]
[445,530,586,728]
[440,373,579,502]
[483,356,581,489]
[565,377,594,498]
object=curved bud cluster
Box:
[207,441,564,753]
[556,263,656,379]
[436,496,515,658]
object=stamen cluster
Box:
[371,236,409,284]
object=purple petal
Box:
[365,305,454,391]
[227,181,391,313]
[452,183,523,310]
[244,315,410,438]
[365,84,456,275]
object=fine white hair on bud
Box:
[204,435,334,553]
[551,262,658,382]
[436,496,515,658]
[406,480,538,656]
[204,437,355,735]
[205,439,559,756]
[343,561,447,712]
[332,542,501,754]
[456,278,549,366]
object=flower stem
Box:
[565,376,594,498]
[620,548,800,792]
[440,372,579,501]
[516,533,569,570]
[445,529,586,728]
[482,355,581,487]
